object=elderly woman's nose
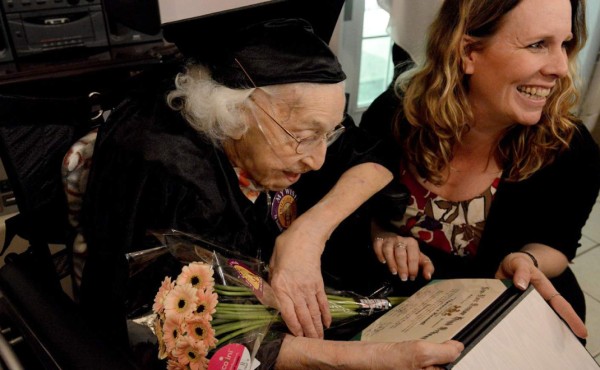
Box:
[301,141,327,170]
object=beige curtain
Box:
[377,0,443,64]
[578,2,600,141]
[579,62,600,137]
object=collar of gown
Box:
[233,167,263,203]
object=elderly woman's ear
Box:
[227,105,253,140]
[228,132,245,140]
[227,123,246,140]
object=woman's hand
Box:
[372,232,434,282]
[269,219,331,339]
[496,253,588,339]
[373,340,464,370]
[270,163,392,339]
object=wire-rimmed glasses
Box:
[235,58,346,154]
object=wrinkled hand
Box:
[269,223,330,338]
[372,233,434,282]
[278,336,463,369]
[496,254,588,339]
[373,340,464,370]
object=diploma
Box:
[357,279,599,370]
[360,279,507,344]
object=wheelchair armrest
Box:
[0,253,138,370]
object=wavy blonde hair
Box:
[395,0,587,184]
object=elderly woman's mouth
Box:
[284,171,301,182]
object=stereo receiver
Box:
[1,0,108,57]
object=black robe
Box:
[80,71,392,359]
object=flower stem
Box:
[217,303,270,311]
[217,322,273,345]
[388,297,407,306]
[213,319,273,337]
[215,290,255,297]
[214,312,277,321]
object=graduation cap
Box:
[104,0,346,88]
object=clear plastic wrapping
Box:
[130,230,406,369]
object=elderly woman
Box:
[80,18,464,369]
[362,0,597,339]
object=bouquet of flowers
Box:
[132,230,406,370]
[153,262,219,369]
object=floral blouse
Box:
[391,167,501,257]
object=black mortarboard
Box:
[161,0,346,87]
[207,18,346,88]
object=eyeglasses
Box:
[249,96,346,154]
[235,58,346,154]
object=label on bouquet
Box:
[358,298,392,312]
[208,343,260,370]
[228,260,264,299]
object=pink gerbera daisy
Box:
[195,289,218,320]
[153,276,174,314]
[154,316,169,360]
[185,316,217,350]
[188,354,210,370]
[162,314,184,354]
[166,358,187,370]
[164,283,198,320]
[173,336,208,366]
[176,262,214,292]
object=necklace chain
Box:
[449,165,502,175]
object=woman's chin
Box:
[267,176,300,191]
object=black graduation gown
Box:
[79,77,392,355]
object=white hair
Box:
[166,64,346,145]
[166,64,253,145]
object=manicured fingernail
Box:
[381,259,386,264]
[426,272,432,280]
[391,269,397,275]
[400,274,408,281]
[516,280,527,290]
[410,276,416,281]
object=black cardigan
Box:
[360,88,600,320]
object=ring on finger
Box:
[395,241,407,249]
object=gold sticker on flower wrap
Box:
[228,260,264,299]
[271,188,297,230]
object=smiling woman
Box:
[361,0,599,341]
[462,0,572,129]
